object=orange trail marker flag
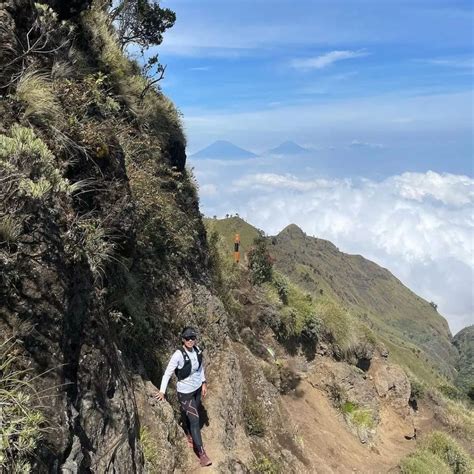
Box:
[234,233,240,263]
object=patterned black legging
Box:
[177,386,203,449]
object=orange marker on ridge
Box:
[234,233,240,263]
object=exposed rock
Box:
[370,358,411,408]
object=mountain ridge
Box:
[206,216,459,383]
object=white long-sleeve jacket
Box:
[159,347,206,394]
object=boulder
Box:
[371,360,411,408]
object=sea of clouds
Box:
[192,158,473,334]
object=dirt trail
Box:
[184,380,430,473]
[281,380,425,473]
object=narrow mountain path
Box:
[282,380,430,473]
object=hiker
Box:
[155,326,212,467]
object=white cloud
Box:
[198,169,473,333]
[391,171,474,206]
[234,173,338,192]
[291,50,370,70]
[350,139,385,149]
[199,183,218,196]
[425,57,474,68]
[189,66,211,71]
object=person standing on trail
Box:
[155,326,212,467]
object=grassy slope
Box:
[204,216,261,258]
[209,218,458,385]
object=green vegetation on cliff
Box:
[453,326,474,399]
[0,1,208,470]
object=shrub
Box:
[248,235,273,285]
[252,455,281,474]
[272,272,289,305]
[0,125,80,199]
[315,298,352,350]
[243,400,266,437]
[423,431,473,473]
[409,376,426,400]
[439,384,464,401]
[400,449,451,474]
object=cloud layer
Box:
[193,161,473,333]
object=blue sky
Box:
[149,0,473,333]
[156,0,473,160]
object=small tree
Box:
[109,0,176,96]
[248,235,273,285]
[110,0,176,50]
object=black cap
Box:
[181,327,197,339]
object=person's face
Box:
[183,335,196,349]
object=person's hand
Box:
[154,391,165,401]
[202,383,208,399]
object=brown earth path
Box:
[184,380,434,473]
[280,380,434,473]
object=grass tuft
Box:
[341,401,375,429]
[77,219,117,280]
[0,338,46,472]
[15,70,61,124]
[0,215,23,245]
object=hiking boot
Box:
[185,434,193,448]
[199,449,212,467]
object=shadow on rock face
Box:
[45,0,93,19]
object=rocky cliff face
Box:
[0,1,205,470]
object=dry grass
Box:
[15,70,61,124]
[0,338,46,472]
[81,4,185,147]
[0,215,22,245]
[435,394,474,442]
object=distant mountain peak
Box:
[268,141,310,155]
[278,223,306,236]
[190,140,257,159]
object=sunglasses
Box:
[184,336,196,341]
